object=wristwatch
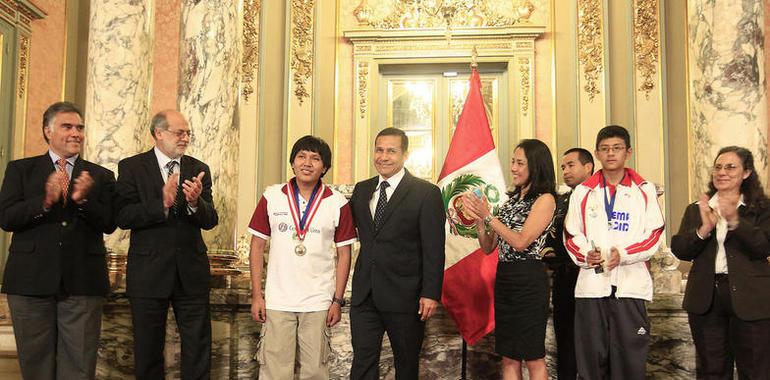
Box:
[483,215,493,228]
[332,297,346,307]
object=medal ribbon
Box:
[602,174,624,230]
[287,179,324,241]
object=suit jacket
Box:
[543,191,579,273]
[0,154,115,296]
[115,149,218,298]
[671,201,770,321]
[349,171,446,313]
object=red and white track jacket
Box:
[563,168,665,301]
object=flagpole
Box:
[461,339,468,380]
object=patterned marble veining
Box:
[178,0,241,252]
[85,0,154,255]
[94,287,695,379]
[97,290,259,379]
[688,0,767,196]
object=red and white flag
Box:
[439,68,507,345]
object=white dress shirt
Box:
[48,151,78,179]
[707,193,745,274]
[154,147,180,183]
[369,167,406,218]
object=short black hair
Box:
[375,127,408,152]
[510,139,556,200]
[289,135,332,177]
[564,147,595,173]
[595,125,631,150]
[42,102,83,143]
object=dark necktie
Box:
[374,181,390,228]
[165,161,181,214]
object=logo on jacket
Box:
[637,327,647,335]
[278,222,288,232]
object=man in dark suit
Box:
[0,101,115,379]
[543,148,593,380]
[115,110,218,380]
[349,127,446,380]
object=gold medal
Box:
[295,244,307,256]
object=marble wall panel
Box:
[688,0,768,196]
[178,0,241,251]
[85,0,154,255]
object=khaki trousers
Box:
[257,309,332,380]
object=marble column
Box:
[85,0,154,254]
[178,0,241,251]
[688,0,767,196]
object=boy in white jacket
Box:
[563,125,665,379]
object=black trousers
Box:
[552,267,578,380]
[129,282,211,380]
[574,292,649,380]
[350,295,425,380]
[688,274,770,380]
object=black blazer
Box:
[115,149,218,298]
[671,201,770,321]
[0,154,115,296]
[349,171,446,313]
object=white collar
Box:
[376,167,406,191]
[154,146,180,169]
[48,150,78,167]
[707,193,746,209]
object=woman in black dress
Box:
[462,139,555,380]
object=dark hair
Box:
[564,147,595,174]
[150,111,171,138]
[509,139,556,200]
[707,146,768,209]
[289,135,332,178]
[375,127,408,152]
[595,125,631,150]
[42,102,83,143]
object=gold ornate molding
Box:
[518,57,530,116]
[0,0,45,32]
[290,0,314,105]
[633,0,659,99]
[241,0,260,102]
[577,0,604,102]
[17,34,29,99]
[357,62,368,118]
[357,0,535,29]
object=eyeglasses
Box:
[712,164,740,173]
[597,145,627,154]
[163,128,193,139]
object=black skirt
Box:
[494,259,549,360]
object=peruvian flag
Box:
[439,68,508,345]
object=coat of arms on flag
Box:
[439,67,508,345]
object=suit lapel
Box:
[358,177,378,233]
[142,149,166,190]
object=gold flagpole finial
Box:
[470,46,478,69]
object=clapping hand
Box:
[697,193,717,237]
[70,171,93,204]
[163,173,180,209]
[182,171,205,207]
[43,172,64,209]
